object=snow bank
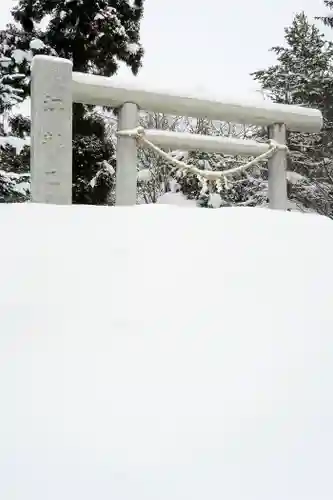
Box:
[1,204,333,500]
[156,191,197,206]
[29,38,46,51]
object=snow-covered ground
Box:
[1,204,333,500]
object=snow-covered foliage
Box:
[0,47,30,202]
[253,12,333,217]
[1,203,333,499]
[0,142,30,202]
[72,130,116,204]
[131,111,268,208]
[0,24,56,102]
[0,6,54,204]
[0,169,29,202]
[0,57,24,113]
[10,0,144,76]
[134,12,333,215]
[0,0,145,205]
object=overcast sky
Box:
[0,0,331,97]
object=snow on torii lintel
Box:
[1,203,333,500]
[71,69,322,132]
[31,55,323,132]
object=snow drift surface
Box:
[1,204,333,500]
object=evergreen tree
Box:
[0,49,30,202]
[252,12,333,216]
[0,0,144,204]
